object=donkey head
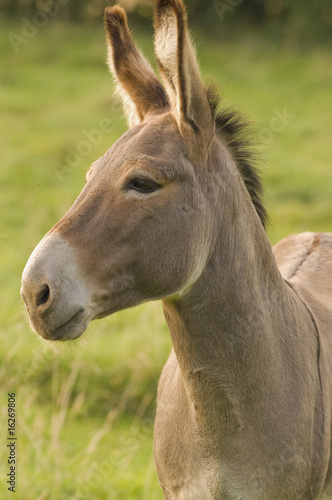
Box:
[21,0,232,341]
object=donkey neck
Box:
[161,151,290,431]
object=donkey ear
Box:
[154,0,214,145]
[104,6,169,128]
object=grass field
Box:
[0,16,331,500]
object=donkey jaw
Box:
[21,234,93,341]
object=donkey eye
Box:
[128,177,160,193]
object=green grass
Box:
[0,18,331,499]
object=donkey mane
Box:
[207,85,268,229]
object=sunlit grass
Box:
[0,19,331,499]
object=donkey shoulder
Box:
[273,231,332,355]
[273,231,332,307]
[274,232,332,497]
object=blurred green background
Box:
[0,0,331,498]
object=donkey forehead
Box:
[91,113,190,179]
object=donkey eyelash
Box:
[126,177,161,194]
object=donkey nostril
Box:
[36,284,50,307]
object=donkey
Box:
[21,0,332,498]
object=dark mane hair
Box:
[207,86,268,229]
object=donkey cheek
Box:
[109,273,136,296]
